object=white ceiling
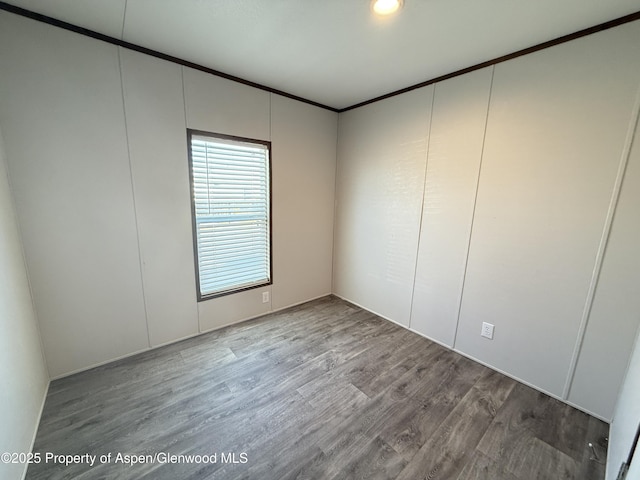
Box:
[4,0,640,109]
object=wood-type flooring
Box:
[26,296,608,480]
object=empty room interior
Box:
[2,1,640,479]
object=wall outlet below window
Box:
[481,322,495,340]
[262,292,270,303]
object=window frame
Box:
[186,128,273,301]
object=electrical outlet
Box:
[481,322,494,340]
[262,291,269,303]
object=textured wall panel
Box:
[120,49,199,347]
[0,13,149,377]
[334,86,433,325]
[455,22,640,400]
[0,119,49,480]
[270,95,337,310]
[182,66,270,141]
[568,100,640,419]
[410,67,492,346]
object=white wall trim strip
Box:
[563,81,640,400]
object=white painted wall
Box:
[182,67,271,141]
[270,95,337,311]
[333,20,640,420]
[120,49,199,347]
[603,110,640,480]
[607,328,640,480]
[456,21,640,402]
[0,125,49,479]
[0,11,337,377]
[0,12,149,378]
[410,67,492,347]
[569,96,640,419]
[334,86,433,326]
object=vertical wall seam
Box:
[408,85,436,329]
[181,67,189,127]
[563,80,640,400]
[269,93,272,141]
[268,92,273,312]
[120,0,127,39]
[181,66,202,334]
[118,47,152,349]
[177,66,199,334]
[330,109,340,296]
[452,65,495,350]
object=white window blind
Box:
[189,133,271,298]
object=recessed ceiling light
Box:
[371,0,404,16]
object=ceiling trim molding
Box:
[0,1,340,112]
[339,10,640,112]
[0,1,639,113]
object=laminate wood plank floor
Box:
[26,296,608,480]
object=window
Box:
[187,130,272,300]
